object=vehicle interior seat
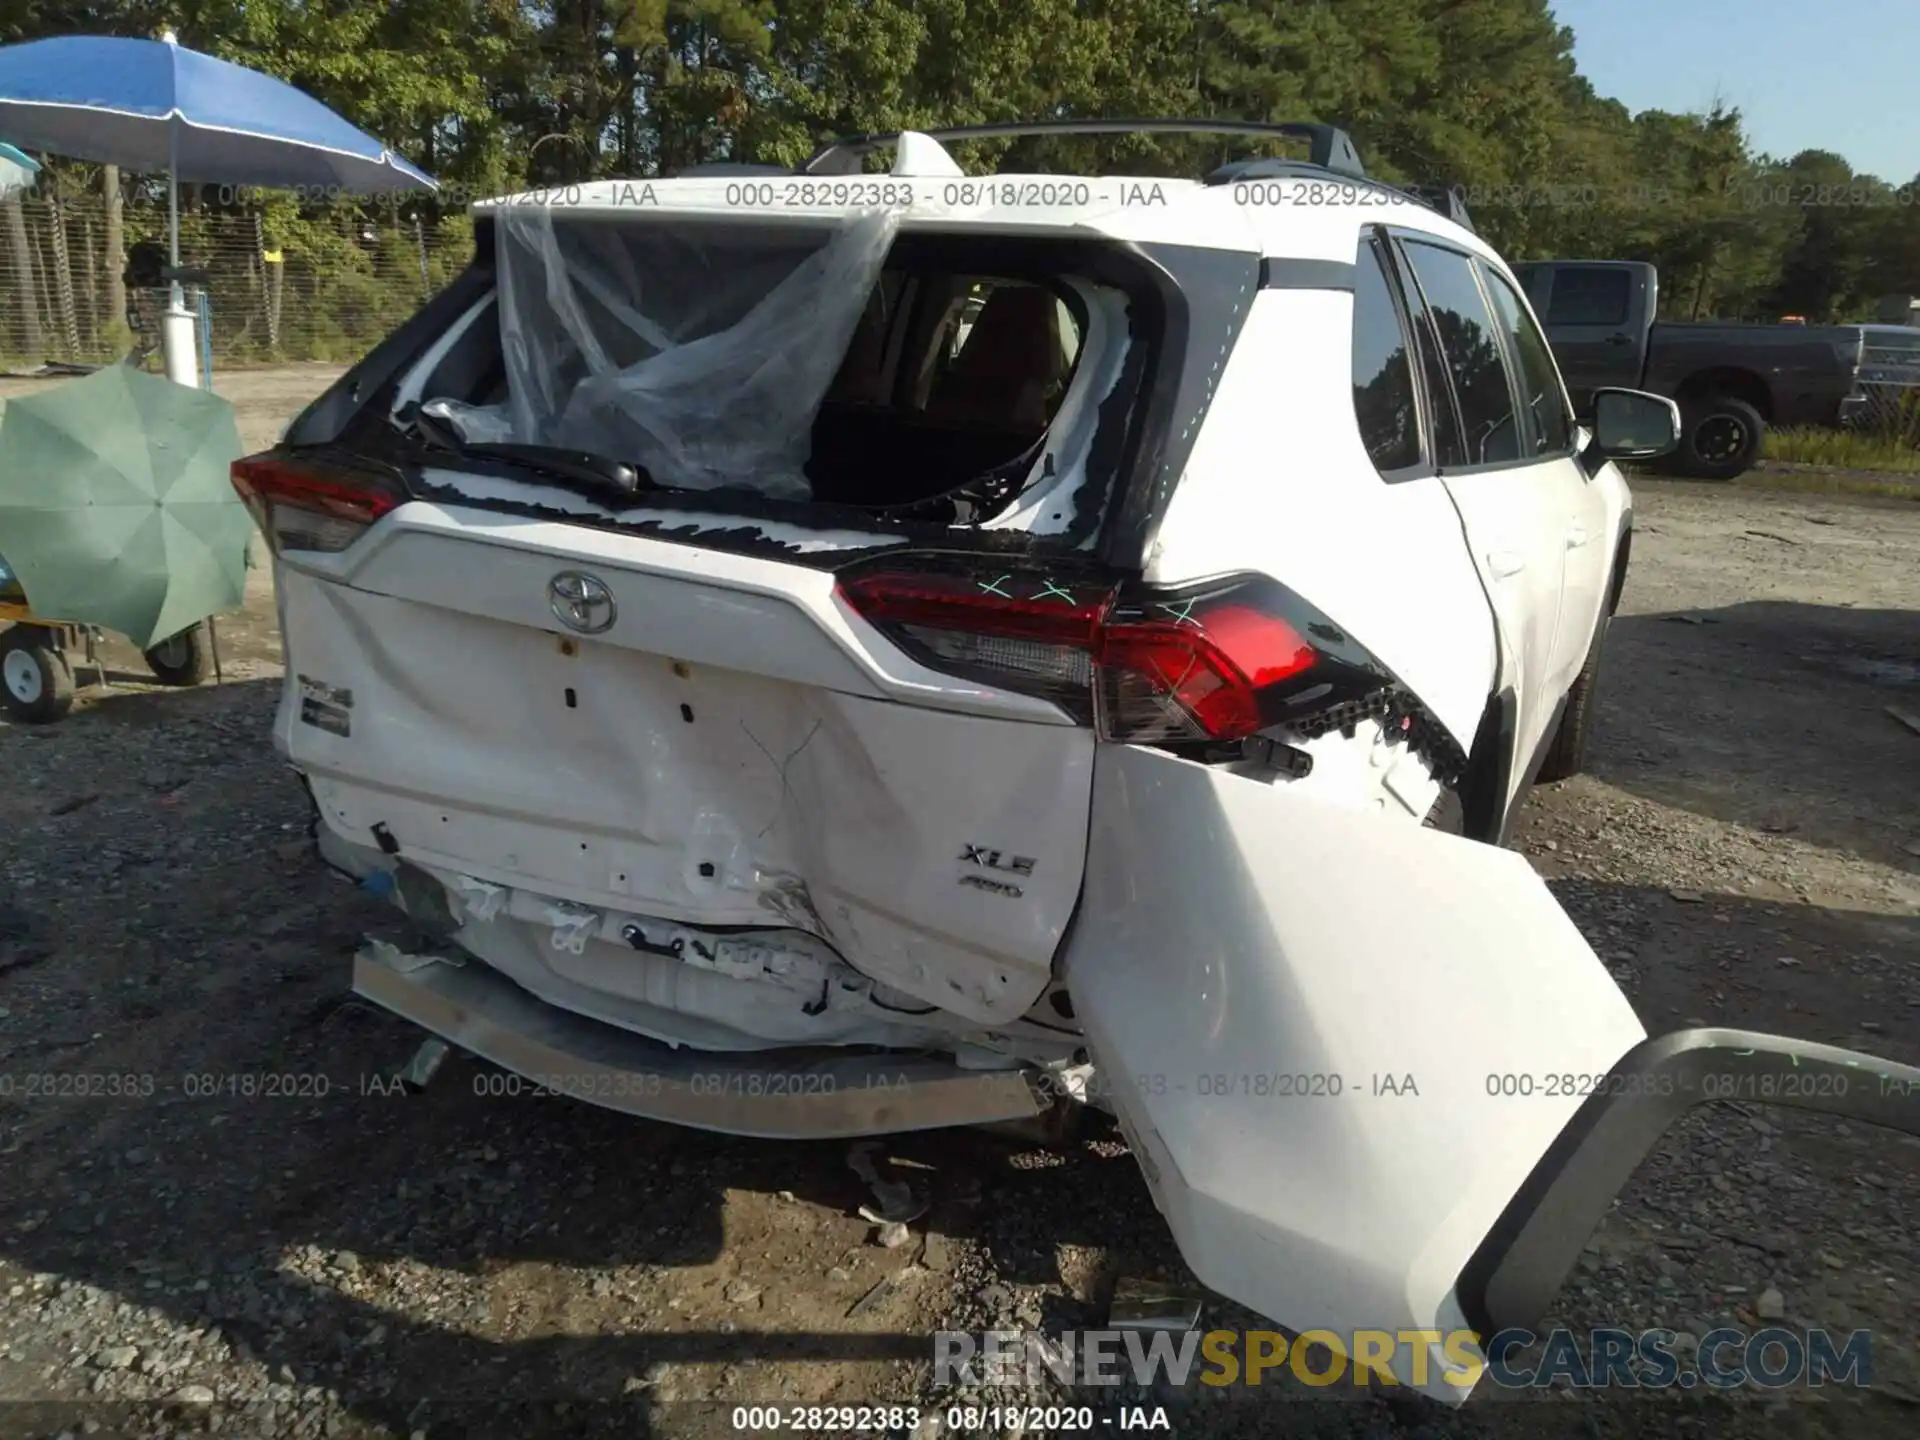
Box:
[924,285,1067,433]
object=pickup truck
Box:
[1512,259,1872,479]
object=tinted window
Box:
[1350,240,1421,472]
[1544,268,1629,326]
[1401,241,1521,466]
[1395,276,1467,469]
[1483,270,1573,455]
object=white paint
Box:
[1064,745,1647,1404]
[276,542,1097,1028]
[1148,288,1497,750]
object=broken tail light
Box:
[835,557,1429,754]
[231,454,406,555]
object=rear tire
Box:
[143,621,211,686]
[1676,395,1764,480]
[1537,614,1608,783]
[1,629,76,724]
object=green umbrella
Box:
[0,366,249,650]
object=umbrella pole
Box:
[168,122,181,314]
[159,120,201,388]
[208,615,223,686]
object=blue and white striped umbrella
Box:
[0,33,434,192]
[0,29,433,337]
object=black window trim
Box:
[1388,226,1575,477]
[1475,259,1581,464]
[1382,229,1477,473]
[1352,227,1434,485]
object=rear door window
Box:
[1399,240,1522,467]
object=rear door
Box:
[1479,263,1615,688]
[1392,235,1568,780]
[1064,744,1647,1402]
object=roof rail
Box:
[800,118,1368,181]
[1400,183,1476,233]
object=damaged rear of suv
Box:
[241,123,1918,1406]
[250,167,1263,1073]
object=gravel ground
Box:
[0,370,1915,1439]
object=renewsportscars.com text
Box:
[933,1325,1872,1393]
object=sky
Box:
[1550,0,1920,182]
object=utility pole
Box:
[105,164,126,344]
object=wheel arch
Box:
[1675,367,1772,420]
[1606,522,1633,616]
[1457,686,1519,846]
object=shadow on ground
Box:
[1595,602,1920,872]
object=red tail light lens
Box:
[835,559,1378,747]
[1097,604,1315,742]
[231,455,405,555]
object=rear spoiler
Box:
[791,120,1476,233]
[1456,1026,1920,1338]
[801,119,1371,181]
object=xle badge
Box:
[958,844,1036,899]
[960,844,1036,877]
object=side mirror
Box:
[1586,387,1681,462]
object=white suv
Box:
[236,122,1917,1403]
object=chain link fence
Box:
[1855,330,1920,446]
[0,192,473,372]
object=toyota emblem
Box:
[548,571,616,635]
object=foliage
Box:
[4,0,1918,338]
[1765,427,1920,473]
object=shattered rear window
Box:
[437,207,899,500]
[421,209,1124,527]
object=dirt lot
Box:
[0,368,1916,1440]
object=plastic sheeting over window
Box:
[429,205,903,500]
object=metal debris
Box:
[400,1037,451,1091]
[1107,1275,1204,1333]
[847,1266,917,1318]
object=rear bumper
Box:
[1837,391,1873,428]
[1456,1027,1920,1341]
[352,939,1049,1139]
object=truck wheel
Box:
[1676,395,1764,480]
[1537,615,1608,783]
[143,621,211,686]
[1,629,76,724]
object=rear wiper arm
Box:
[406,405,653,501]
